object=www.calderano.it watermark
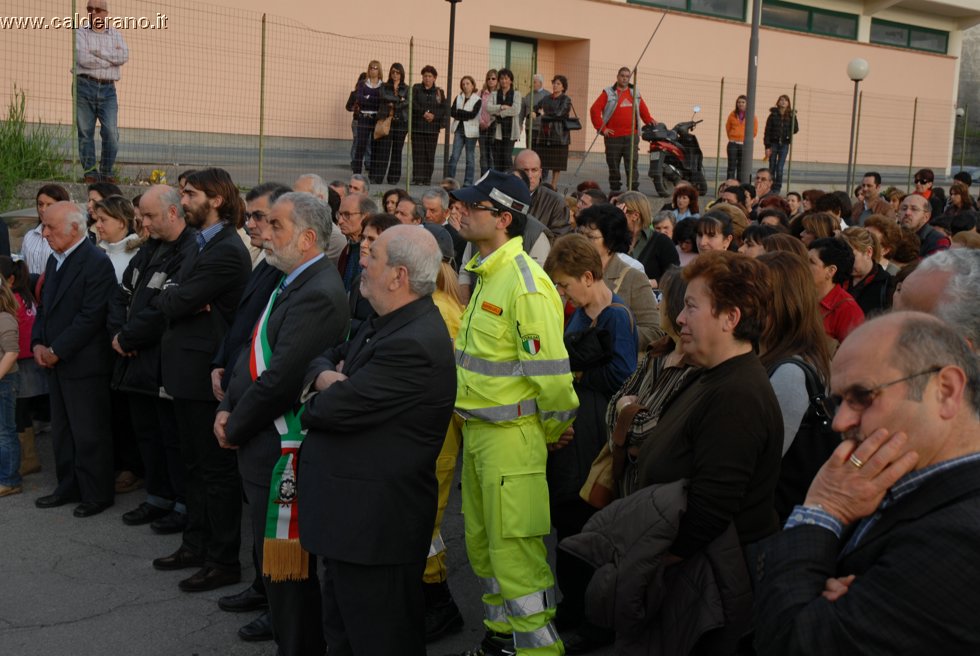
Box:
[0,13,169,30]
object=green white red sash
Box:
[249,278,309,582]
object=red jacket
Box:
[820,285,864,344]
[590,86,654,138]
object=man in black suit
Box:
[754,312,980,655]
[214,192,349,656]
[32,201,117,517]
[299,225,456,656]
[151,168,251,593]
[210,181,291,642]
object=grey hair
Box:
[421,188,449,211]
[275,192,332,249]
[296,174,330,200]
[350,174,370,194]
[533,74,544,84]
[916,249,980,347]
[385,225,440,297]
[156,186,185,218]
[891,314,980,414]
[653,210,677,226]
[351,194,378,216]
[64,203,88,235]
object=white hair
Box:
[276,192,332,250]
[916,249,980,347]
[385,225,440,297]
[296,174,330,200]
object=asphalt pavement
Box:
[0,431,615,656]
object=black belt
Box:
[78,74,114,85]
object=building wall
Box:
[0,0,968,168]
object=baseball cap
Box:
[450,170,531,216]
[421,223,456,267]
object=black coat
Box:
[763,107,799,147]
[380,81,409,126]
[411,83,446,135]
[298,296,456,565]
[32,238,116,379]
[107,228,196,395]
[219,257,349,485]
[156,224,251,401]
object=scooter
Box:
[642,105,707,198]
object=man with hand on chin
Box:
[754,312,980,655]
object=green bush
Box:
[0,87,70,212]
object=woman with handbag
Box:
[534,75,573,188]
[446,76,482,186]
[373,63,409,185]
[351,59,384,176]
[543,234,637,653]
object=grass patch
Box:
[0,86,70,212]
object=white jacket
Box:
[488,90,523,141]
[451,93,481,139]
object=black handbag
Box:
[565,102,583,131]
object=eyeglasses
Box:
[244,211,268,222]
[898,204,926,213]
[86,6,107,13]
[337,211,363,220]
[369,66,379,70]
[914,179,930,185]
[754,176,771,183]
[830,367,942,412]
[466,202,500,214]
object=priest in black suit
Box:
[32,201,117,517]
[299,225,456,656]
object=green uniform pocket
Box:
[499,471,551,538]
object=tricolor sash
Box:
[249,278,309,582]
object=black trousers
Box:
[411,130,439,184]
[320,556,426,656]
[111,390,143,476]
[49,372,113,505]
[172,397,241,569]
[604,135,640,191]
[244,477,323,656]
[726,141,744,181]
[128,393,184,506]
[493,138,515,171]
[371,125,407,185]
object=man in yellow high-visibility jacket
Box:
[449,170,578,656]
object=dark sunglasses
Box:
[830,367,942,412]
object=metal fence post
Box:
[258,14,267,184]
[406,37,415,194]
[628,67,638,192]
[71,0,79,177]
[715,77,724,193]
[907,97,918,191]
[961,104,969,170]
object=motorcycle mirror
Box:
[692,105,701,114]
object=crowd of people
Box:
[1,147,979,656]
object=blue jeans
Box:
[76,76,119,179]
[448,132,477,185]
[769,142,789,192]
[0,375,20,487]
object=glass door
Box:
[489,34,537,148]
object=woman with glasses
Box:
[478,69,498,174]
[576,204,662,351]
[374,63,409,185]
[616,191,679,288]
[757,250,835,522]
[352,59,384,177]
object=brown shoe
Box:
[115,471,144,494]
[153,546,205,571]
[0,484,22,497]
[178,566,241,593]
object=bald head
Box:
[140,185,185,241]
[893,267,949,315]
[515,149,542,192]
[87,0,109,30]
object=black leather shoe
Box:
[150,510,188,535]
[152,546,205,571]
[122,502,172,526]
[35,493,80,509]
[238,610,274,642]
[562,628,614,655]
[73,501,112,518]
[218,586,268,613]
[178,566,241,592]
[425,597,464,643]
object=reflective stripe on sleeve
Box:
[515,255,538,293]
[503,587,557,617]
[428,532,446,558]
[513,623,561,649]
[457,399,538,423]
[456,350,570,377]
[480,576,502,595]
[540,408,577,423]
[483,601,508,623]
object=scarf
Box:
[496,87,515,138]
[249,277,310,582]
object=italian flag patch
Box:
[522,335,541,355]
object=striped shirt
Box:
[75,26,128,81]
[21,224,53,275]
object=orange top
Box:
[726,111,758,143]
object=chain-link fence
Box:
[0,0,965,194]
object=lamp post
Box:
[845,58,869,193]
[956,106,968,170]
[442,0,462,178]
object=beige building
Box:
[4,0,979,175]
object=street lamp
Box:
[442,0,462,178]
[845,58,869,193]
[956,106,968,170]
